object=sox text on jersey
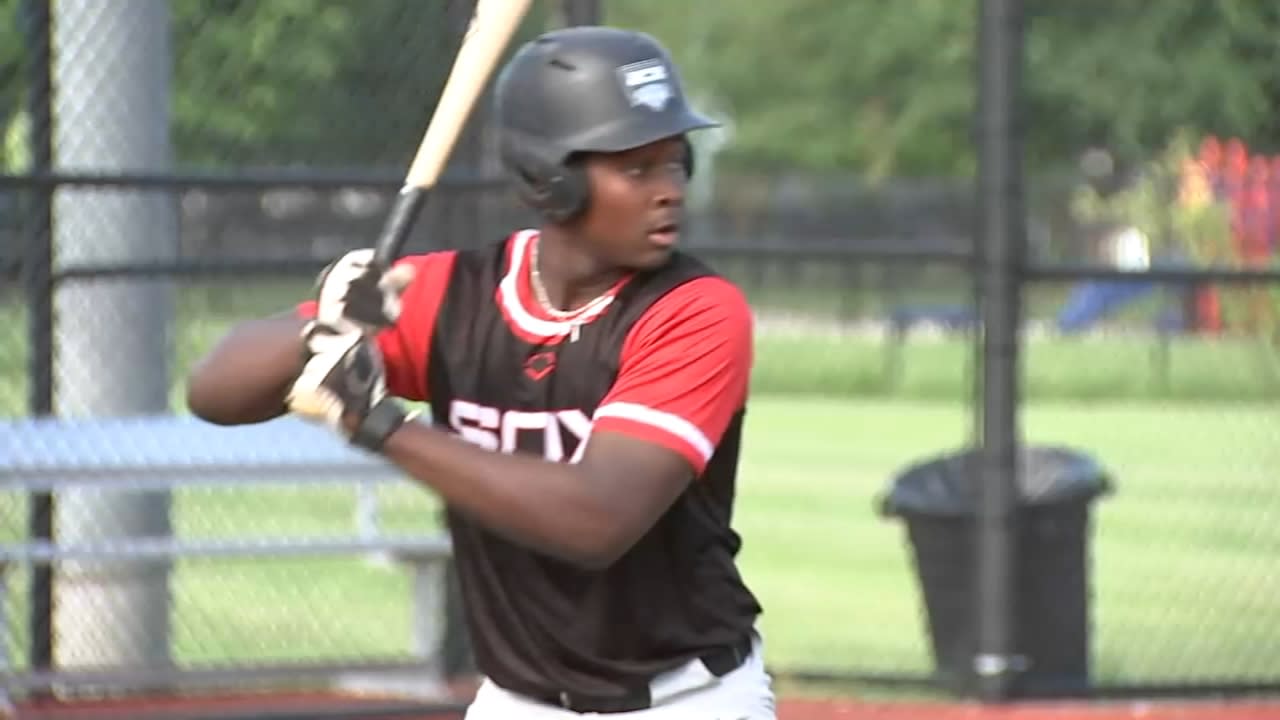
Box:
[449,399,591,463]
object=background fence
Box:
[2,0,1280,711]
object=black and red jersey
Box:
[309,229,762,699]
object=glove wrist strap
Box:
[350,398,409,452]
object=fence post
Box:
[1,560,13,715]
[21,0,56,681]
[50,0,177,684]
[559,0,601,27]
[974,0,1027,703]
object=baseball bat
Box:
[371,0,535,269]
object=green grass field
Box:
[3,279,1280,415]
[4,397,1277,687]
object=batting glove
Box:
[286,322,413,452]
[314,248,416,336]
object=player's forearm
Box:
[382,421,632,569]
[185,312,309,425]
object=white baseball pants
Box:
[462,632,776,720]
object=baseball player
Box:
[187,26,775,719]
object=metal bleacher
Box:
[0,413,459,706]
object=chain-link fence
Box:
[1,0,529,704]
[3,0,1280,710]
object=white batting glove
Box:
[286,322,413,452]
[314,248,416,337]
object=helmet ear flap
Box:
[541,156,590,223]
[501,136,590,222]
[682,137,696,178]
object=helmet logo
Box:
[617,59,673,112]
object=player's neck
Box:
[533,227,626,312]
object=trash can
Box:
[878,445,1112,697]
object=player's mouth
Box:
[646,220,680,247]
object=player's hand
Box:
[314,248,416,335]
[286,321,412,452]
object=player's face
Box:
[578,136,688,270]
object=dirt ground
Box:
[12,688,1280,720]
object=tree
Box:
[1,0,28,172]
[169,0,551,169]
[169,0,452,168]
[609,0,976,179]
[607,0,1280,179]
[6,1,1279,179]
[1023,1,1280,170]
[1,0,549,171]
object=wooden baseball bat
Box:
[371,0,535,269]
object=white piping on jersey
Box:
[594,401,715,464]
[498,229,616,338]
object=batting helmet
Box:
[494,26,719,221]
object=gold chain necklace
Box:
[529,237,613,321]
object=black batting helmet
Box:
[494,26,719,221]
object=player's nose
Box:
[653,162,686,207]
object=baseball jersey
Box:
[321,229,762,699]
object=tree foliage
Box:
[1023,1,1280,175]
[609,0,1280,179]
[0,0,27,171]
[2,1,1278,177]
[169,0,459,168]
[0,0,529,170]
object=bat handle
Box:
[372,186,430,269]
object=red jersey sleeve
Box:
[296,251,455,401]
[591,276,754,475]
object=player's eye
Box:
[623,160,685,180]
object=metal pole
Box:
[559,0,601,27]
[51,0,176,682]
[21,0,56,677]
[974,0,1025,703]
